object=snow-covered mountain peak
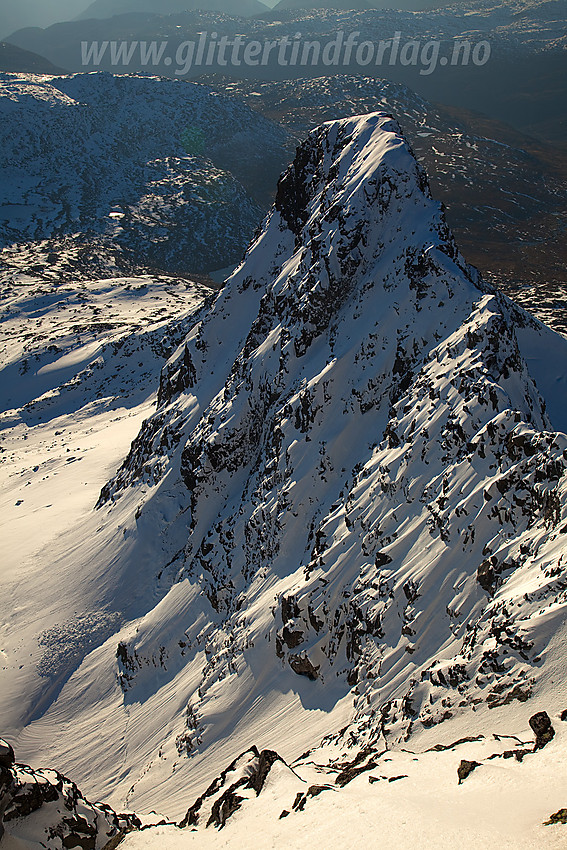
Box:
[270,111,486,338]
[96,111,567,760]
[163,110,475,392]
[275,112,431,228]
[5,109,567,823]
[256,110,469,297]
[103,110,485,502]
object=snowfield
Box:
[118,723,567,850]
[0,271,209,743]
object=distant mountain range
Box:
[5,1,566,145]
[0,41,68,74]
[0,1,88,41]
[271,0,376,9]
[269,0,453,9]
[77,0,269,19]
[0,72,290,275]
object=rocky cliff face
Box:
[7,111,567,819]
[100,111,567,748]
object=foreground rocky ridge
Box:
[2,709,565,847]
[0,739,142,849]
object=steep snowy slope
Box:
[0,269,210,765]
[5,720,567,848]
[4,112,567,828]
[0,72,290,273]
[119,720,567,850]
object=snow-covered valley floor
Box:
[0,270,210,741]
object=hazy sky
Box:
[0,1,90,37]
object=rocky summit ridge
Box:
[4,112,567,829]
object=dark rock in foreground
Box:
[529,711,555,750]
[180,746,289,830]
[457,759,481,784]
[0,741,140,849]
[544,808,567,825]
[0,740,15,769]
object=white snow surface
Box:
[118,723,567,850]
[2,112,567,847]
[0,271,209,749]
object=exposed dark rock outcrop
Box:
[289,784,333,814]
[0,740,15,769]
[334,747,383,787]
[529,711,555,750]
[544,808,567,826]
[0,762,15,842]
[426,736,484,753]
[288,653,320,680]
[180,746,288,830]
[0,742,140,849]
[457,760,481,784]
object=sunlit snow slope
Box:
[4,112,567,825]
[0,271,210,764]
